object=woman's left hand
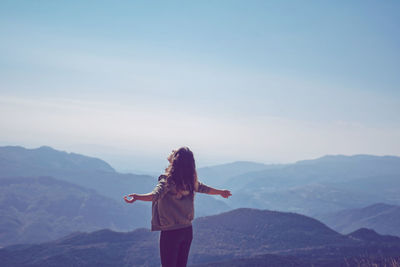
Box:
[220,190,232,198]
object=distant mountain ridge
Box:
[347,228,400,244]
[0,145,155,202]
[0,146,115,174]
[1,208,400,267]
[320,203,400,237]
[295,154,400,165]
[222,154,400,216]
[197,161,274,186]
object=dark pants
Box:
[159,226,193,267]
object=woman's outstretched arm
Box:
[125,177,170,203]
[123,193,154,203]
[196,181,232,198]
[206,187,232,198]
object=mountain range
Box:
[1,208,400,267]
[1,145,400,248]
[0,145,155,201]
[216,154,400,217]
[0,146,231,217]
[0,146,230,246]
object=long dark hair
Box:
[165,147,198,194]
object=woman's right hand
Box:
[124,195,136,203]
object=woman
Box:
[123,147,231,267]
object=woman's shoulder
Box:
[157,175,176,187]
[158,174,167,181]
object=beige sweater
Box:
[151,175,211,231]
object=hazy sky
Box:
[1,1,399,171]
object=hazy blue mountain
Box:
[319,203,400,237]
[228,183,380,216]
[0,145,115,174]
[0,146,230,218]
[0,175,150,247]
[228,154,400,190]
[2,208,400,267]
[197,161,278,187]
[223,155,400,216]
[0,146,155,201]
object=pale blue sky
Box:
[1,1,399,171]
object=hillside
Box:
[1,208,400,267]
[191,208,349,262]
[223,155,400,216]
[347,228,400,244]
[320,203,400,237]
[0,176,150,247]
[0,146,155,201]
[0,145,115,173]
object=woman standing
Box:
[124,147,232,267]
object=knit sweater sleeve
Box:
[195,180,211,194]
[152,176,170,201]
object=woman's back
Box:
[151,175,212,231]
